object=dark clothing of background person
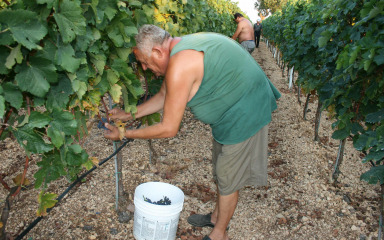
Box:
[254,22,262,48]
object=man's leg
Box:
[256,34,260,48]
[209,190,239,240]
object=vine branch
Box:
[100,97,110,123]
[0,109,13,137]
[0,174,10,191]
[12,156,30,197]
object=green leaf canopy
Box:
[0,9,48,50]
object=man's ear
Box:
[152,47,163,59]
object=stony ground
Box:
[1,40,381,240]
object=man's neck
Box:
[169,37,182,52]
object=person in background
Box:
[104,24,280,240]
[231,13,255,54]
[254,18,263,48]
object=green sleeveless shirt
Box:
[170,33,281,145]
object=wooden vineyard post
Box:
[107,94,132,221]
[115,141,125,211]
[331,139,346,184]
[314,100,323,142]
[303,93,311,120]
[0,187,17,240]
[297,85,301,105]
[379,184,384,240]
[380,184,384,240]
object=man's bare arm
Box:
[105,50,203,140]
[232,23,243,40]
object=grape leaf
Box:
[109,84,122,103]
[3,82,23,110]
[15,57,57,98]
[34,151,65,189]
[66,144,88,166]
[13,173,31,187]
[53,0,86,43]
[27,111,52,128]
[364,149,384,163]
[124,26,138,37]
[116,48,131,61]
[318,30,332,47]
[107,69,119,85]
[0,46,10,74]
[47,126,64,148]
[361,165,384,185]
[0,29,14,46]
[129,0,142,8]
[46,75,73,111]
[72,80,87,100]
[50,110,77,136]
[0,9,47,50]
[37,191,58,216]
[332,128,350,140]
[82,158,95,170]
[106,21,125,47]
[13,125,53,154]
[76,27,95,51]
[5,44,23,69]
[56,42,81,73]
[127,83,145,98]
[37,0,56,9]
[366,109,384,123]
[0,95,4,119]
[90,53,106,76]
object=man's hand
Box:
[104,122,123,141]
[108,108,132,122]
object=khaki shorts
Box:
[212,125,268,195]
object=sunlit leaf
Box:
[90,53,106,76]
[107,69,119,85]
[115,120,127,140]
[72,80,87,100]
[13,173,31,187]
[5,44,23,69]
[109,84,122,103]
[37,191,58,216]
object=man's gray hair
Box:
[135,25,170,56]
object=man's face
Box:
[234,17,240,23]
[134,48,165,77]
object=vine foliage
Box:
[263,0,384,184]
[0,0,243,216]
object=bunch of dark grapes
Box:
[143,196,172,205]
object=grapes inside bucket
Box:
[133,182,185,240]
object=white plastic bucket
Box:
[133,182,185,240]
